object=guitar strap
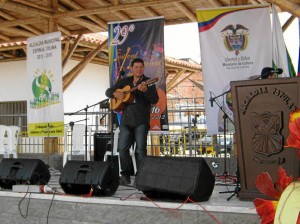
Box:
[134,74,145,87]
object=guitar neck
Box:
[125,85,139,95]
[124,77,158,94]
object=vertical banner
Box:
[197,5,272,134]
[108,17,168,131]
[27,31,64,137]
[271,4,296,77]
[298,19,300,77]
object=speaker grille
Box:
[136,156,215,202]
[0,158,50,189]
[59,160,119,196]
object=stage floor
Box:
[0,168,260,224]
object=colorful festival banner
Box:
[27,31,64,137]
[108,17,168,131]
[197,5,271,134]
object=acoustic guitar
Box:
[110,77,158,112]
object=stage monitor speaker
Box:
[136,156,215,202]
[94,132,111,161]
[59,160,119,196]
[0,158,51,189]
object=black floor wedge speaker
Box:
[136,156,215,202]
[59,160,119,196]
[0,158,51,189]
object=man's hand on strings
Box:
[113,91,125,99]
[138,82,147,92]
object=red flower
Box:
[255,172,281,200]
[285,108,300,159]
[253,198,278,224]
[254,167,296,224]
[276,166,294,193]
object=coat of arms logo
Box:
[221,24,249,55]
[251,112,283,156]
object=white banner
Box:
[27,32,64,137]
[197,5,272,134]
[272,4,295,77]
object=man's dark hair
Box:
[131,58,144,67]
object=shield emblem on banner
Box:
[221,24,249,55]
[251,112,283,156]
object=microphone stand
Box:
[210,90,239,200]
[209,90,233,175]
[107,70,124,175]
[69,99,109,160]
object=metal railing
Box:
[1,109,235,158]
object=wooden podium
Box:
[230,77,300,200]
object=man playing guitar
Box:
[105,58,159,186]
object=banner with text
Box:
[108,17,168,131]
[27,31,64,137]
[197,5,271,134]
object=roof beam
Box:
[165,60,201,72]
[63,38,108,91]
[282,15,296,32]
[167,71,195,93]
[0,27,36,38]
[12,0,53,12]
[0,12,44,35]
[60,17,103,32]
[188,78,204,91]
[60,0,108,29]
[166,69,186,92]
[0,51,15,58]
[173,2,197,22]
[57,24,71,35]
[0,33,11,41]
[143,6,159,17]
[207,0,223,7]
[53,0,186,19]
[51,0,59,12]
[266,0,300,18]
[62,32,84,69]
[0,0,52,18]
[0,17,44,28]
[114,10,131,21]
[47,17,58,33]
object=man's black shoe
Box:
[119,175,131,185]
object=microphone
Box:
[260,67,283,79]
[209,92,214,107]
[271,68,283,74]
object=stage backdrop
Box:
[27,31,64,137]
[108,17,168,131]
[197,5,272,134]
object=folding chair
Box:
[104,127,137,176]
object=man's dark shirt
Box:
[105,75,159,126]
